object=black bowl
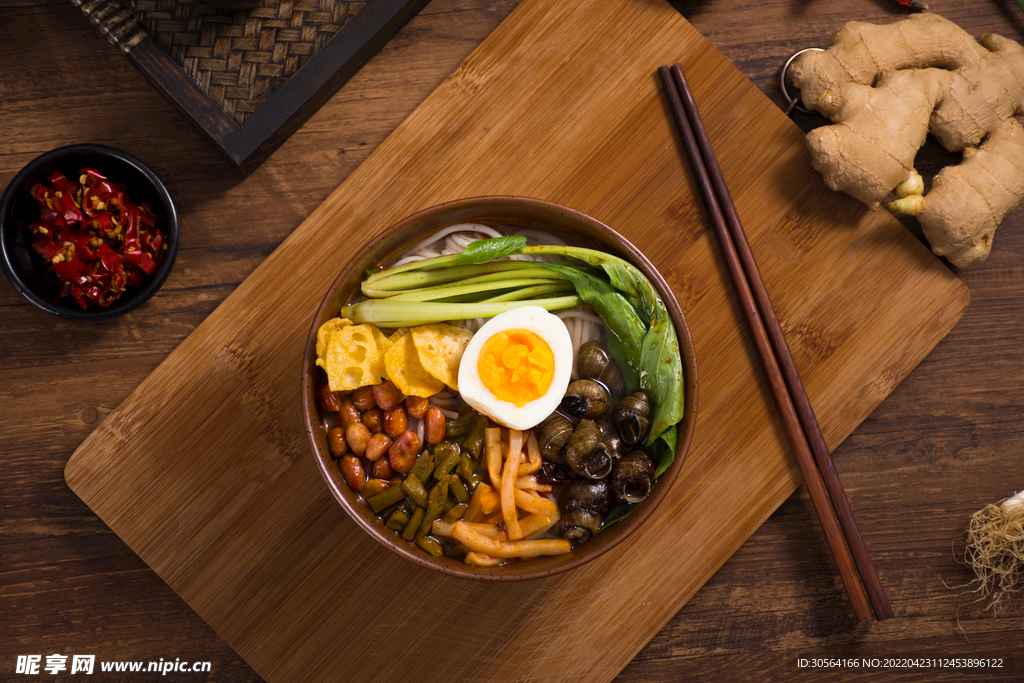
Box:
[0,144,179,320]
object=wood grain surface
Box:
[2,1,1023,683]
[60,0,971,677]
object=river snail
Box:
[538,413,574,463]
[565,419,613,479]
[559,478,612,545]
[576,341,624,394]
[612,390,652,446]
[611,450,654,504]
[560,379,610,420]
[591,431,623,463]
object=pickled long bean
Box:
[386,508,411,532]
[457,454,477,479]
[418,475,451,538]
[367,483,407,513]
[402,474,429,508]
[444,503,468,524]
[408,451,434,485]
[415,535,443,557]
[445,411,476,439]
[449,476,469,503]
[434,448,462,480]
[403,507,425,541]
[462,415,489,459]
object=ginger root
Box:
[912,119,1024,268]
[804,68,945,208]
[791,13,1024,267]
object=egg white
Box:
[457,306,573,431]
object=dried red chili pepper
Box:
[53,255,83,281]
[30,236,61,261]
[97,242,121,274]
[81,168,119,199]
[75,235,101,261]
[125,265,144,288]
[143,229,163,253]
[58,192,84,226]
[27,167,167,310]
[891,0,927,9]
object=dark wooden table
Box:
[3,0,1023,681]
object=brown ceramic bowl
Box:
[301,196,697,580]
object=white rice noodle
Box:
[410,417,424,446]
[430,388,462,412]
[556,308,606,378]
[432,405,461,420]
[390,249,442,267]
[388,223,504,267]
[507,227,572,262]
[443,231,487,253]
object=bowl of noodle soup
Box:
[302,196,697,580]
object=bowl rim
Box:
[301,195,698,580]
[0,143,179,320]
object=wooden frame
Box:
[74,0,430,176]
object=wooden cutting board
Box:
[65,0,969,680]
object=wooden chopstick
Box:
[664,64,893,622]
[658,63,892,622]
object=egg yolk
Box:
[477,328,555,407]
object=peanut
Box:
[345,422,371,456]
[362,407,384,434]
[384,406,407,438]
[337,397,361,428]
[373,381,402,412]
[424,407,446,446]
[317,384,342,413]
[362,478,389,498]
[372,457,394,480]
[389,430,421,473]
[339,456,366,492]
[327,426,348,457]
[351,385,377,410]
[405,395,430,420]
[365,433,392,462]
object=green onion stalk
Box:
[343,236,686,478]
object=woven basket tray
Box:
[131,1,366,126]
[74,0,427,174]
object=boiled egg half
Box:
[457,306,573,430]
